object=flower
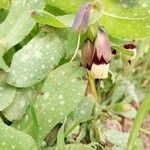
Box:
[81,39,94,69]
[91,28,111,79]
[81,28,111,79]
[72,3,91,33]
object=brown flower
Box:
[81,39,94,69]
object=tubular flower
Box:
[91,28,111,79]
[72,3,91,33]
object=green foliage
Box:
[0,0,44,53]
[128,91,150,150]
[100,0,150,39]
[7,30,65,87]
[0,83,16,111]
[0,0,150,149]
[0,119,38,150]
[46,0,90,13]
[32,10,74,28]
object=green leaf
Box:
[0,9,8,23]
[35,62,87,142]
[32,10,74,28]
[75,96,95,122]
[0,119,38,150]
[105,129,129,148]
[46,144,95,150]
[0,83,16,111]
[0,0,10,10]
[0,56,10,72]
[7,30,66,87]
[128,90,150,150]
[0,0,45,53]
[46,0,90,13]
[113,103,137,119]
[65,31,78,59]
[112,45,134,57]
[2,88,34,121]
[13,62,87,142]
[56,120,66,150]
[100,0,150,39]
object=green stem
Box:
[70,32,81,62]
[87,71,99,103]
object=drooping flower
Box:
[72,3,91,33]
[81,39,94,70]
[91,28,111,79]
[81,28,111,79]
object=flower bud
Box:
[81,39,94,69]
[72,3,91,33]
[91,28,111,79]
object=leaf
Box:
[112,45,134,57]
[75,96,95,122]
[7,30,66,87]
[56,120,66,150]
[0,119,38,150]
[100,0,150,39]
[113,103,137,119]
[35,62,87,142]
[0,9,8,23]
[0,83,16,111]
[32,10,74,28]
[111,85,125,104]
[0,0,45,53]
[46,0,90,13]
[128,90,150,150]
[13,62,87,143]
[105,129,129,148]
[0,56,10,72]
[46,144,95,150]
[65,30,78,59]
[2,88,34,121]
[0,0,10,10]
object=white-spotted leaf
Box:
[2,88,34,121]
[7,30,66,87]
[13,62,87,141]
[0,83,16,111]
[35,62,87,142]
[0,0,45,53]
[0,119,38,150]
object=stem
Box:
[70,32,81,62]
[140,128,150,136]
[87,71,99,103]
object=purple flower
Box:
[91,28,111,79]
[81,28,112,79]
[72,3,91,33]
